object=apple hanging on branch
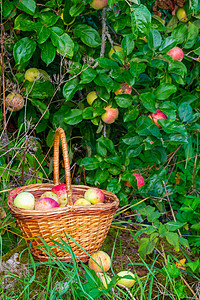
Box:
[101,106,119,124]
[115,83,132,95]
[149,109,167,128]
[5,92,24,111]
[166,46,184,61]
[125,173,145,189]
[90,0,108,10]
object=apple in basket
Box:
[40,191,59,203]
[88,250,111,273]
[51,184,68,206]
[84,188,105,204]
[73,198,91,205]
[14,192,35,209]
[35,197,60,210]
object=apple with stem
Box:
[101,106,119,124]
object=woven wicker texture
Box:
[8,128,119,262]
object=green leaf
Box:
[14,14,36,31]
[41,40,56,66]
[105,156,122,167]
[94,169,109,185]
[51,32,74,58]
[64,109,83,125]
[13,37,37,65]
[164,232,179,251]
[131,4,151,37]
[123,107,139,122]
[30,100,49,119]
[115,94,133,108]
[178,103,193,123]
[140,92,156,112]
[186,259,199,272]
[70,3,85,17]
[63,78,79,101]
[166,221,186,231]
[39,12,59,27]
[80,157,99,170]
[73,25,101,47]
[94,74,120,93]
[34,22,51,44]
[190,0,198,9]
[154,83,177,100]
[168,61,187,78]
[107,178,121,194]
[97,136,115,154]
[25,80,54,99]
[13,0,36,15]
[148,28,162,50]
[126,145,143,158]
[138,237,158,258]
[184,22,199,49]
[159,37,177,53]
[46,129,54,147]
[122,135,143,146]
[121,34,135,55]
[191,223,200,231]
[95,57,119,69]
[172,24,188,44]
[80,67,97,84]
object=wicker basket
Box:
[8,128,119,262]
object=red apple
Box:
[115,83,132,95]
[51,184,66,198]
[150,109,167,128]
[166,46,184,61]
[101,106,119,124]
[35,197,60,210]
[90,0,108,10]
[5,93,24,111]
[125,173,145,189]
[88,250,111,273]
[84,188,105,204]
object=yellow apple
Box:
[176,8,188,23]
[117,271,136,288]
[87,91,98,105]
[108,46,124,60]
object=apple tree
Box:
[1,0,200,215]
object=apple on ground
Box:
[87,91,98,105]
[115,83,132,95]
[117,270,136,288]
[84,188,105,204]
[108,45,124,60]
[125,173,145,189]
[88,250,111,273]
[25,68,40,82]
[35,197,60,210]
[5,93,24,111]
[150,109,167,128]
[176,8,188,23]
[166,46,184,61]
[96,272,111,289]
[40,191,59,203]
[74,198,91,205]
[101,106,119,124]
[14,192,35,210]
[90,0,108,10]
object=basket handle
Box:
[53,127,72,205]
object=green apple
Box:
[14,192,35,210]
[117,271,136,288]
